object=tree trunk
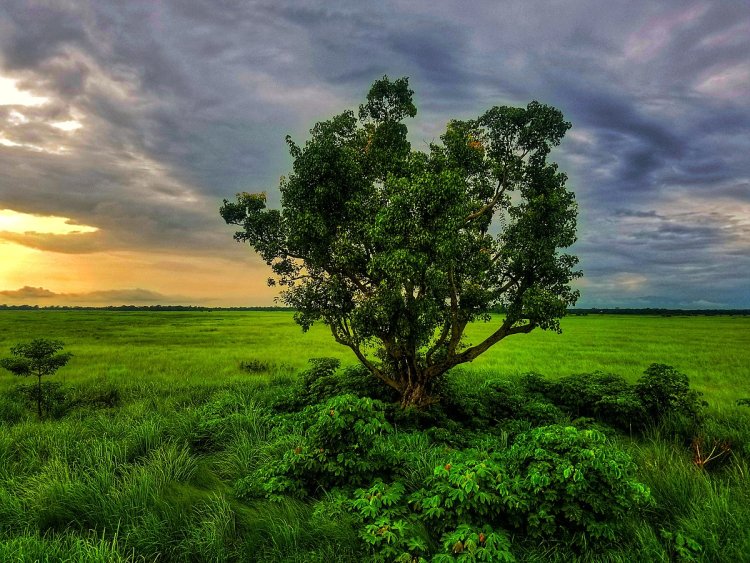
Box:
[400,379,433,408]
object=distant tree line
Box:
[568,308,750,316]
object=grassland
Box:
[0,310,748,562]
[1,310,747,405]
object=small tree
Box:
[221,76,580,407]
[0,338,72,419]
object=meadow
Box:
[0,311,749,561]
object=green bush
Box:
[503,425,652,546]
[349,480,429,563]
[411,426,651,552]
[239,358,272,373]
[547,372,646,431]
[411,452,512,536]
[434,524,515,562]
[242,394,394,497]
[483,379,566,427]
[10,381,70,419]
[275,358,399,412]
[635,364,705,422]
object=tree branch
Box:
[328,323,402,392]
[426,316,452,365]
[464,173,508,224]
[454,320,536,364]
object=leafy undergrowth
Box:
[0,360,748,561]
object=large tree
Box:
[221,76,580,407]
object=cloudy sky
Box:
[0,1,748,308]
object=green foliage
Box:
[0,338,72,379]
[411,452,512,536]
[11,381,69,419]
[1,338,72,419]
[238,358,272,373]
[349,480,428,563]
[222,77,580,406]
[503,425,652,545]
[275,358,399,412]
[546,372,646,431]
[6,380,121,420]
[434,524,515,562]
[659,529,702,562]
[635,364,706,423]
[518,365,706,434]
[243,394,394,497]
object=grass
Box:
[0,310,748,561]
[0,311,747,405]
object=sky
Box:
[0,1,748,308]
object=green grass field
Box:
[0,311,748,562]
[1,311,747,405]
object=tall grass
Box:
[0,311,747,560]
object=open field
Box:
[0,310,749,561]
[1,310,747,406]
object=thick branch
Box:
[426,316,452,364]
[454,320,536,364]
[328,322,402,392]
[447,267,463,355]
[464,174,508,223]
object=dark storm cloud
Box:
[0,0,748,306]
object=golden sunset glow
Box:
[0,209,98,235]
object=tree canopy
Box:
[221,76,580,407]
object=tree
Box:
[0,338,72,418]
[221,76,580,407]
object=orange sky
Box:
[0,209,278,306]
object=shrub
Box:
[245,394,394,497]
[482,379,566,427]
[548,372,646,431]
[411,452,512,536]
[10,381,71,419]
[433,524,515,562]
[659,529,703,562]
[635,364,705,422]
[349,480,429,563]
[275,358,399,412]
[502,425,652,546]
[239,358,272,373]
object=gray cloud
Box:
[0,0,748,306]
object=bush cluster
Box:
[237,393,394,498]
[520,363,706,434]
[231,360,680,560]
[273,358,399,412]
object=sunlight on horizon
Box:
[0,209,98,235]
